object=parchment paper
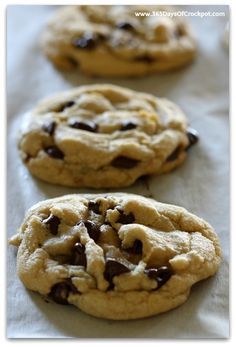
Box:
[7,5,229,338]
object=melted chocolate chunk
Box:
[127,239,143,254]
[104,258,131,287]
[186,128,199,150]
[134,55,156,63]
[69,120,98,132]
[73,33,98,49]
[43,214,60,235]
[111,156,140,169]
[49,279,78,305]
[72,242,87,267]
[120,122,137,131]
[44,146,64,159]
[88,200,100,214]
[144,266,172,289]
[58,100,75,112]
[117,209,135,224]
[116,22,134,31]
[78,220,100,242]
[84,220,100,241]
[42,121,56,136]
[166,146,181,162]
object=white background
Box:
[1,0,234,345]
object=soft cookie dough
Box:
[9,193,221,320]
[18,84,199,188]
[42,5,196,77]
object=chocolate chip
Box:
[120,122,137,131]
[144,266,172,289]
[111,156,140,169]
[117,209,135,224]
[186,128,199,150]
[116,22,134,31]
[175,26,186,38]
[43,214,60,235]
[134,55,156,63]
[73,33,98,49]
[166,146,181,162]
[97,33,107,40]
[104,258,131,286]
[72,242,87,267]
[61,56,79,68]
[23,153,31,163]
[78,220,100,242]
[58,100,75,112]
[69,121,98,132]
[88,200,100,214]
[49,279,78,305]
[42,121,56,136]
[128,239,143,254]
[44,146,64,159]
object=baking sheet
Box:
[7,5,229,338]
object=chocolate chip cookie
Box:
[18,84,199,188]
[42,5,196,77]
[9,193,221,320]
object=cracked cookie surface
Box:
[42,5,196,77]
[9,193,221,320]
[18,84,199,188]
